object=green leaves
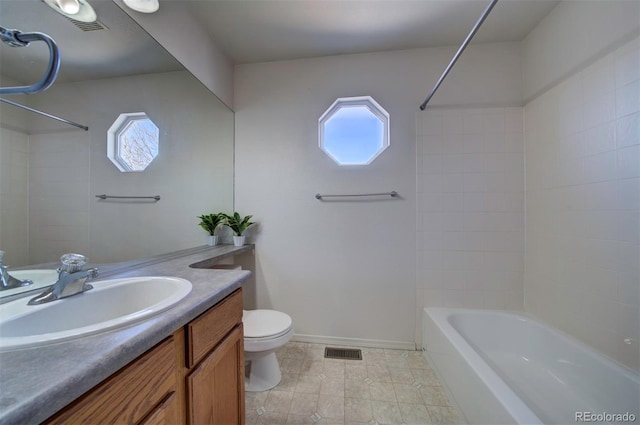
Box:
[197,213,226,236]
[223,212,255,236]
[198,211,256,237]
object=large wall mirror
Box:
[0,0,234,293]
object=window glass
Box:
[107,112,159,172]
[319,97,389,165]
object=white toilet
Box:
[243,309,294,392]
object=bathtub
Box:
[423,308,640,425]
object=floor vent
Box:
[324,347,362,360]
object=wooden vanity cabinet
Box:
[185,288,245,425]
[138,393,179,425]
[44,337,180,425]
[186,325,244,425]
[43,289,245,425]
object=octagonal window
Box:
[107,112,159,172]
[319,96,389,165]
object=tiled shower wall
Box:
[524,37,640,371]
[415,107,525,341]
[28,131,91,265]
[0,128,91,266]
[0,128,30,266]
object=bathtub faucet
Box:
[28,253,98,305]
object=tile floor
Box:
[245,342,461,425]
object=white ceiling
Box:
[187,0,560,64]
[0,0,182,84]
[0,0,559,85]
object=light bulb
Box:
[44,0,97,22]
[123,0,159,14]
[56,0,80,14]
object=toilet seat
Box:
[243,309,292,339]
[243,309,293,353]
[246,326,292,341]
[242,309,294,392]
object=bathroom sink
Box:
[3,269,59,296]
[0,276,192,351]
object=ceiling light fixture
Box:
[43,0,97,23]
[56,0,80,14]
[122,0,159,14]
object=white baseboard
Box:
[292,333,417,351]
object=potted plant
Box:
[198,213,226,246]
[223,212,255,246]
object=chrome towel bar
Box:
[96,195,161,201]
[315,191,398,200]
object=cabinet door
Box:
[187,324,245,425]
[186,289,243,367]
[45,337,177,425]
[139,393,179,425]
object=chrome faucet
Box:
[28,253,98,305]
[0,250,33,290]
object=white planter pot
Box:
[207,235,219,246]
[233,235,246,247]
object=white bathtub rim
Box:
[425,307,543,425]
[436,307,640,379]
[425,307,640,425]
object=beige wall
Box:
[114,0,235,110]
[234,42,523,347]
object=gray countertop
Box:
[0,245,253,425]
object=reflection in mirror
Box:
[3,269,58,297]
[0,0,235,296]
[107,112,159,172]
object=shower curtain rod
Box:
[0,27,60,95]
[0,27,88,130]
[419,0,499,111]
[0,97,89,131]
